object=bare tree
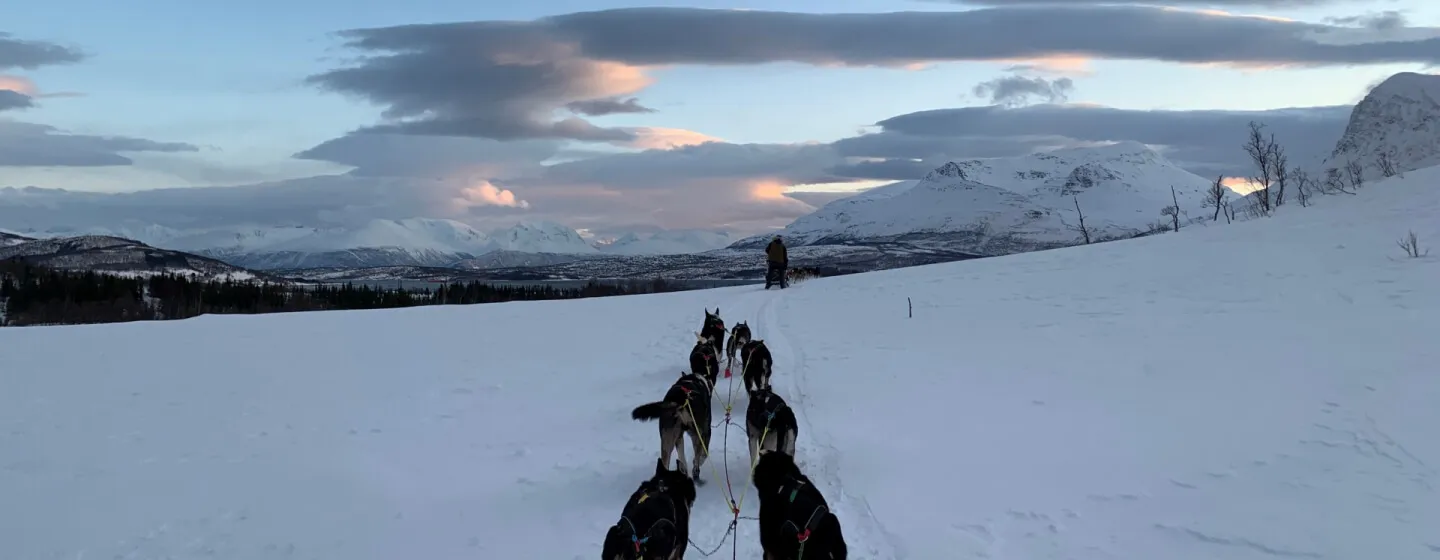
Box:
[1202,175,1228,221]
[1072,196,1091,244]
[1321,167,1354,195]
[1242,121,1278,214]
[1272,143,1289,207]
[1291,166,1311,208]
[1221,199,1235,223]
[1166,185,1182,231]
[1397,230,1427,258]
[1376,149,1398,178]
[1345,160,1365,191]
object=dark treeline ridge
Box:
[0,261,689,327]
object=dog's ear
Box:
[656,457,668,476]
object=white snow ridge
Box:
[2,161,1439,557]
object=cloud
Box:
[972,75,1074,106]
[455,180,529,209]
[293,132,560,178]
[309,6,1440,142]
[1325,11,1408,31]
[0,175,469,232]
[0,90,31,111]
[565,97,656,116]
[0,120,200,167]
[855,103,1351,178]
[623,127,724,150]
[0,32,85,71]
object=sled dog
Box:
[632,370,713,484]
[699,308,725,360]
[726,321,752,364]
[602,457,698,560]
[689,334,721,387]
[740,339,774,392]
[752,451,847,560]
[745,386,798,469]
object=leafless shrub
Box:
[1292,167,1311,207]
[1397,230,1428,258]
[1272,145,1289,207]
[1203,175,1229,222]
[1376,150,1397,178]
[1320,167,1354,195]
[1165,185,1182,231]
[1345,160,1365,191]
[1071,196,1091,244]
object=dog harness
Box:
[618,488,679,558]
[776,478,829,558]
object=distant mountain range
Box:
[733,141,1214,255]
[2,219,735,270]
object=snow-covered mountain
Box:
[1321,72,1440,182]
[0,235,270,281]
[596,230,736,255]
[734,142,1215,256]
[5,218,601,270]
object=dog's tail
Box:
[632,401,679,421]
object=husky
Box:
[632,370,713,484]
[725,321,752,365]
[752,451,847,560]
[688,334,721,387]
[699,308,725,360]
[602,457,698,560]
[740,339,774,393]
[745,386,798,469]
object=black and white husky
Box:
[699,308,725,361]
[725,321,752,364]
[745,386,798,469]
[632,370,714,484]
[752,451,847,560]
[688,333,721,387]
[602,458,698,560]
[740,339,774,393]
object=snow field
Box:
[1,165,1438,559]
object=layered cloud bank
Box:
[2,5,1434,236]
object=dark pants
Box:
[766,261,788,289]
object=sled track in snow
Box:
[748,288,904,559]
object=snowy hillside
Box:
[3,160,1436,558]
[0,235,269,281]
[597,230,736,255]
[1322,72,1440,181]
[734,142,1215,255]
[0,230,33,246]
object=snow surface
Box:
[743,142,1218,253]
[2,165,1438,559]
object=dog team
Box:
[602,308,848,559]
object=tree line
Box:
[0,261,689,327]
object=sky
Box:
[1,0,1437,239]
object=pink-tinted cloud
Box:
[624,127,724,150]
